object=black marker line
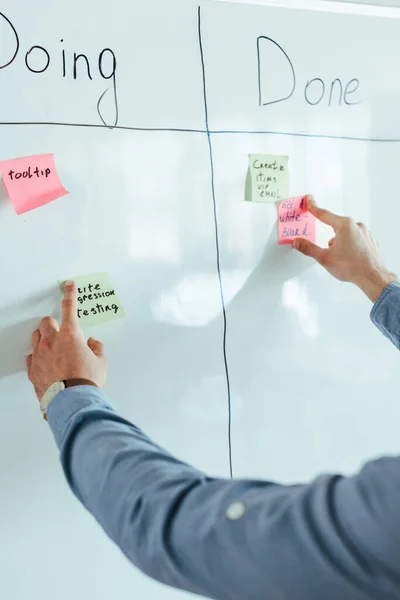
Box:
[209,128,400,143]
[97,49,119,129]
[198,6,233,479]
[257,36,296,107]
[1,121,400,144]
[0,12,19,69]
[0,121,205,134]
[97,75,119,129]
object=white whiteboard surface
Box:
[210,0,400,18]
[1,1,400,599]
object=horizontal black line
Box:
[0,120,399,143]
[0,121,206,134]
[210,129,400,143]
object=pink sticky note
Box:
[0,153,68,214]
[277,195,316,246]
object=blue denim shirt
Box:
[47,282,400,600]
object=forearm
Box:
[46,388,305,599]
[46,387,400,600]
[47,387,212,595]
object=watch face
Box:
[52,382,65,393]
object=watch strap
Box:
[40,381,66,420]
[64,379,98,389]
[40,380,98,421]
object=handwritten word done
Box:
[257,36,361,108]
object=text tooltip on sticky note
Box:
[0,153,68,214]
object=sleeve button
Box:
[226,502,246,520]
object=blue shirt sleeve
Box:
[371,281,400,349]
[46,283,400,600]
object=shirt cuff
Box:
[46,386,115,450]
[370,281,400,350]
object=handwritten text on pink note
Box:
[277,196,316,245]
[0,154,68,214]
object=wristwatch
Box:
[40,379,97,420]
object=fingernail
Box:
[65,280,75,288]
[292,240,299,249]
[306,194,315,204]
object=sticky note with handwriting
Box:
[60,272,126,327]
[277,196,316,245]
[246,154,289,203]
[0,153,68,214]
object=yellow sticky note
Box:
[60,272,125,327]
[246,154,289,203]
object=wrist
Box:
[39,379,98,420]
[355,269,398,303]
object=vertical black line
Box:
[257,37,262,107]
[198,6,233,479]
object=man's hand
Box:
[292,196,398,302]
[27,281,107,401]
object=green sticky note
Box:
[59,272,126,327]
[246,154,289,203]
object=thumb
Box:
[87,337,105,358]
[292,238,326,264]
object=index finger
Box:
[306,195,342,231]
[61,280,79,331]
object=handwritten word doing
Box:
[257,36,360,107]
[0,12,118,127]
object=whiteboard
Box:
[1,1,400,599]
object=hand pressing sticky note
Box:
[0,153,68,214]
[246,154,289,203]
[60,272,126,327]
[277,196,316,245]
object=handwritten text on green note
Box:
[60,272,125,327]
[246,154,289,203]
